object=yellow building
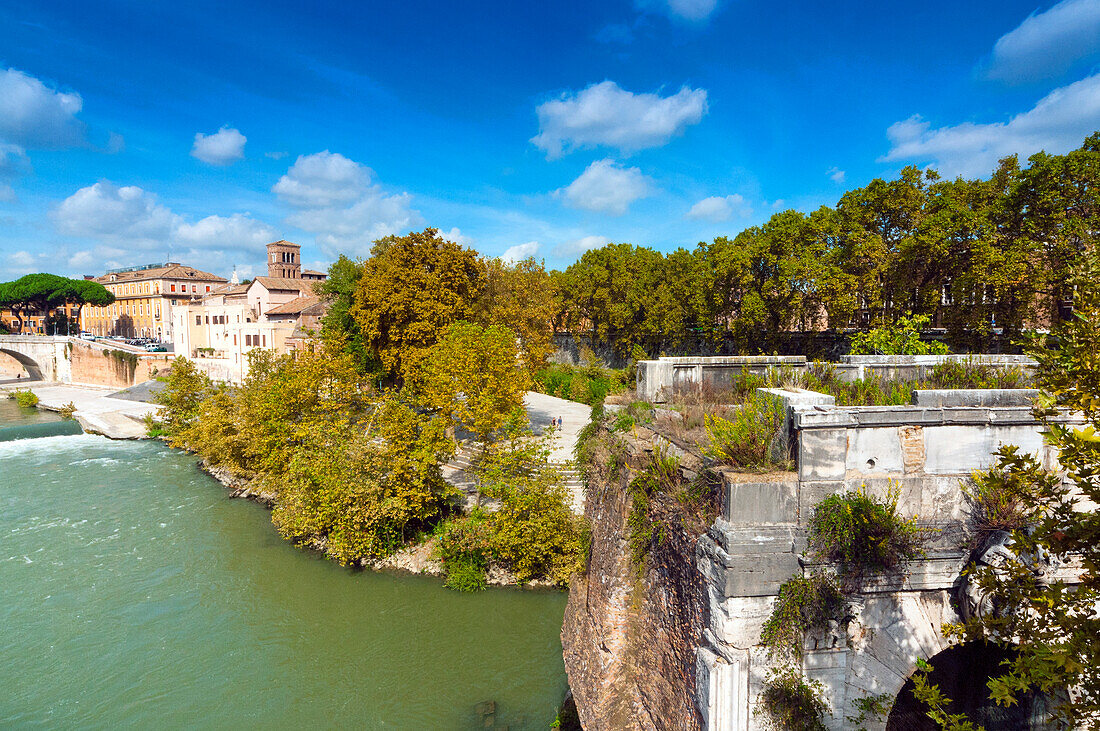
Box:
[81,263,227,341]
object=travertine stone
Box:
[798,428,847,481]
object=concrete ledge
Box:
[912,388,1039,408]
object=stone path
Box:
[0,381,157,439]
[442,391,592,514]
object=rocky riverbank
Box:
[196,455,555,588]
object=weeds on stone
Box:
[962,445,1050,549]
[702,392,787,470]
[760,573,846,662]
[756,667,828,731]
[808,487,925,586]
[58,401,77,420]
[8,389,39,408]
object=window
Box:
[233,335,237,345]
[191,285,196,293]
[205,286,211,292]
[262,334,266,347]
[196,316,201,326]
[205,315,209,324]
[171,284,176,292]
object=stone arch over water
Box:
[0,347,44,380]
[885,641,1067,730]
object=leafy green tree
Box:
[848,314,949,355]
[946,260,1100,728]
[0,273,114,333]
[351,228,483,383]
[474,256,558,374]
[412,321,530,457]
[154,356,216,438]
[315,255,375,372]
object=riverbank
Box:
[0,381,156,439]
[195,455,558,588]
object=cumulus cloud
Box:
[0,68,85,149]
[685,194,750,222]
[827,167,846,184]
[501,241,540,263]
[532,80,708,159]
[274,151,372,207]
[559,159,651,215]
[54,181,178,247]
[437,227,473,246]
[553,234,611,258]
[191,126,247,165]
[881,72,1100,178]
[985,0,1100,83]
[52,180,276,269]
[175,213,277,252]
[274,151,422,255]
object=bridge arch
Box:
[0,347,46,380]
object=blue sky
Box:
[1,0,1099,280]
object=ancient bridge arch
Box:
[0,346,46,380]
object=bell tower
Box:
[266,240,301,279]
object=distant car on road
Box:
[79,332,96,340]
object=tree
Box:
[154,356,216,438]
[0,274,113,334]
[412,321,530,456]
[315,255,374,372]
[946,259,1100,729]
[473,256,558,374]
[351,228,483,383]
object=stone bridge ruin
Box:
[564,354,1081,731]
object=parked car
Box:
[79,332,96,340]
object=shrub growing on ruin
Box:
[962,445,1048,547]
[756,667,828,731]
[58,401,76,420]
[760,573,846,661]
[848,313,949,355]
[702,392,787,470]
[808,488,924,583]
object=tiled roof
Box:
[265,295,323,315]
[95,264,226,284]
[252,276,314,292]
[301,269,326,276]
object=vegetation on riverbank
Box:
[7,389,38,408]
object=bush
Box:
[808,488,924,583]
[848,313,949,355]
[703,392,787,469]
[962,445,1048,547]
[58,401,77,420]
[533,363,628,406]
[9,389,39,408]
[437,515,492,592]
[756,667,828,731]
[760,573,845,661]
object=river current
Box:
[0,400,569,729]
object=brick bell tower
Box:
[267,240,301,279]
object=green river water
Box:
[0,400,569,729]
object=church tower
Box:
[266,240,301,279]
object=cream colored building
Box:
[171,241,326,382]
[80,263,227,341]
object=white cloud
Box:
[0,68,85,148]
[881,72,1100,178]
[636,0,719,21]
[175,213,277,253]
[52,181,276,275]
[274,151,423,257]
[827,167,846,184]
[273,151,371,207]
[559,159,651,216]
[685,194,750,222]
[985,0,1100,83]
[553,235,611,258]
[53,181,178,247]
[501,241,540,263]
[437,227,473,246]
[532,80,708,159]
[191,126,247,165]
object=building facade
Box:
[2,303,80,335]
[171,241,327,381]
[80,263,227,341]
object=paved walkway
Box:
[0,381,157,439]
[442,391,593,514]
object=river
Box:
[0,399,569,729]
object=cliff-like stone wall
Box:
[562,426,718,730]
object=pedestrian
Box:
[558,416,563,429]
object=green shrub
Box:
[756,667,828,731]
[9,389,39,408]
[533,363,628,406]
[962,445,1048,547]
[808,488,924,583]
[848,314,949,355]
[703,392,787,469]
[760,573,845,661]
[58,401,77,420]
[627,473,656,568]
[437,515,491,592]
